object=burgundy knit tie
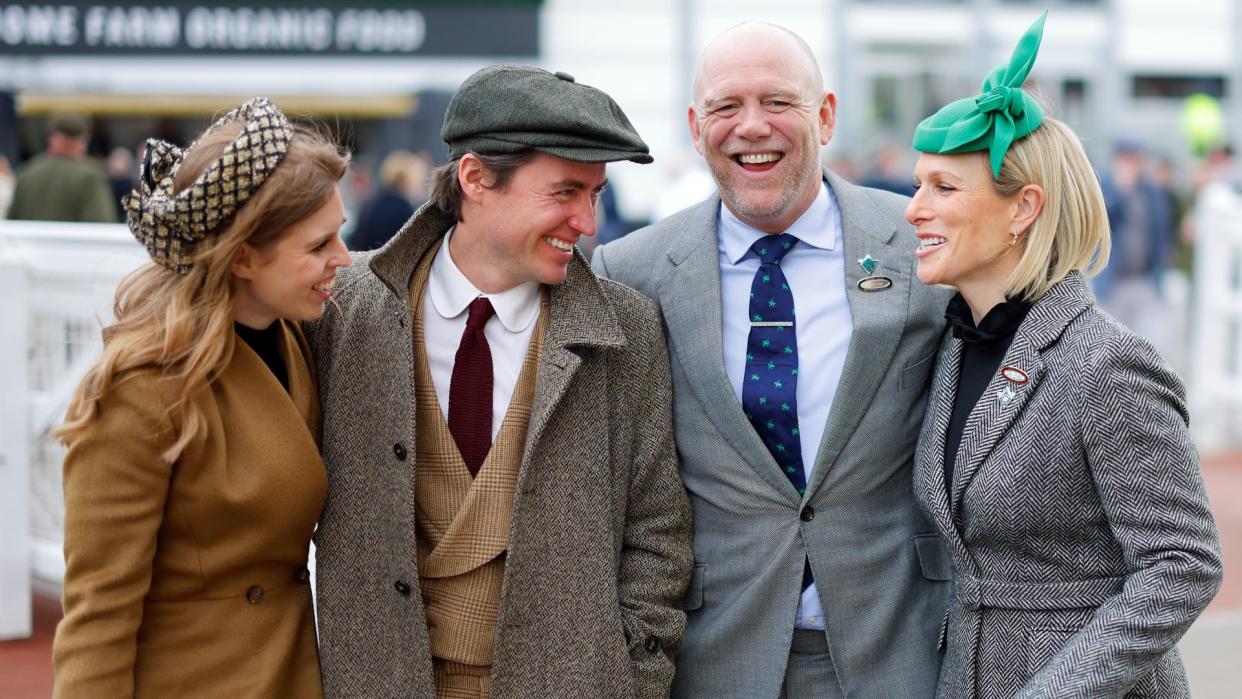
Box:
[448,297,495,477]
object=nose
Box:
[904,188,927,226]
[734,104,772,141]
[330,235,352,268]
[567,194,598,237]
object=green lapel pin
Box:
[858,255,878,276]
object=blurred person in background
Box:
[51,98,350,698]
[106,145,136,220]
[594,21,951,698]
[860,142,915,196]
[6,112,116,223]
[0,155,14,219]
[1096,138,1176,356]
[350,149,430,251]
[908,14,1221,697]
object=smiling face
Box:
[689,24,835,233]
[906,152,1029,309]
[451,151,606,293]
[231,186,351,328]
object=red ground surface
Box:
[2,454,1239,697]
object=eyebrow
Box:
[549,178,609,192]
[913,170,965,182]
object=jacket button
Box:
[643,635,661,654]
[421,594,431,606]
[246,585,265,604]
[293,566,311,584]
[394,580,411,596]
[800,506,815,522]
[393,443,407,461]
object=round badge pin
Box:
[857,276,893,292]
[1000,366,1029,384]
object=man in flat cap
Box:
[593,23,950,698]
[305,65,692,698]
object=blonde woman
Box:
[52,99,350,697]
[907,15,1221,697]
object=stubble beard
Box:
[709,148,821,230]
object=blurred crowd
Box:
[2,111,1233,373]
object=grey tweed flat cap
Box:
[442,64,653,164]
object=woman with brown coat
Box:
[51,98,351,697]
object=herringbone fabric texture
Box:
[410,244,547,678]
[914,272,1223,699]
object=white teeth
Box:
[313,280,335,292]
[543,237,573,251]
[920,237,947,249]
[738,152,781,164]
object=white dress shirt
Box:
[718,181,853,630]
[423,228,542,441]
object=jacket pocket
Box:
[913,534,952,581]
[683,562,705,611]
[899,352,936,392]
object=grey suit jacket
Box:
[914,273,1223,699]
[305,204,693,698]
[593,171,954,698]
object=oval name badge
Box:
[857,276,893,292]
[1000,366,1029,384]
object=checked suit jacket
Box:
[914,272,1223,698]
[593,170,954,698]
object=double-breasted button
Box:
[293,566,311,584]
[421,594,431,606]
[393,443,407,461]
[394,580,411,596]
[246,585,265,604]
[800,506,815,522]
[643,635,661,654]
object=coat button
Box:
[246,585,265,604]
[393,443,407,461]
[800,506,815,522]
[293,566,311,584]
[394,580,411,596]
[643,635,661,654]
[421,594,431,606]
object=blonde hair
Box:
[994,117,1111,301]
[55,120,349,461]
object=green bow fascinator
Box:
[913,11,1048,178]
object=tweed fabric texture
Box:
[409,242,547,673]
[435,659,492,699]
[441,64,652,164]
[305,203,692,698]
[593,170,955,698]
[914,272,1223,698]
[123,97,293,273]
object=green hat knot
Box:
[912,10,1049,178]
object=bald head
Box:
[692,22,824,108]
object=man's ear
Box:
[457,154,490,203]
[687,105,704,156]
[1012,184,1045,236]
[819,92,837,145]
[232,243,258,280]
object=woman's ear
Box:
[232,243,258,280]
[1012,183,1045,236]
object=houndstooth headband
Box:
[123,98,294,273]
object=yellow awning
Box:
[17,92,417,118]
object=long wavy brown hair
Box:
[55,119,349,461]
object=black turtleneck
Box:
[942,293,1032,495]
[235,321,289,391]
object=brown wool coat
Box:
[53,321,326,698]
[304,204,694,698]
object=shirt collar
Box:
[428,227,541,332]
[719,179,837,264]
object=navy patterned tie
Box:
[741,234,813,589]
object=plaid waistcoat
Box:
[409,242,547,669]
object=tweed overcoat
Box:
[593,171,955,698]
[304,203,693,698]
[54,322,325,698]
[914,273,1223,699]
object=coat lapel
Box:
[915,332,961,538]
[658,196,801,503]
[949,273,1095,516]
[806,171,910,495]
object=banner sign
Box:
[0,2,539,56]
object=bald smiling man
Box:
[594,22,953,698]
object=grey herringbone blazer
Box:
[594,171,954,698]
[304,203,693,698]
[914,273,1223,699]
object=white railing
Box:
[1191,183,1242,453]
[0,221,145,640]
